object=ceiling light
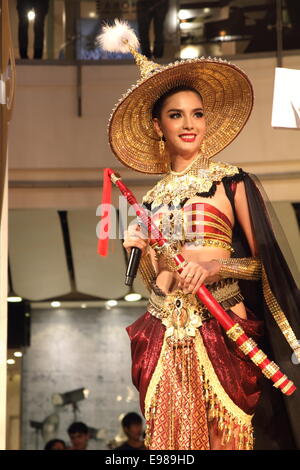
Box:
[124,293,141,302]
[27,10,35,21]
[51,301,61,308]
[7,296,22,302]
[180,22,194,31]
[7,359,15,365]
[178,9,191,21]
[14,352,23,358]
[106,299,118,307]
[180,46,199,59]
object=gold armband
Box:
[138,251,157,292]
[214,257,262,280]
[152,242,187,272]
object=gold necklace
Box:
[170,153,207,176]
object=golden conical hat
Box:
[107,53,253,174]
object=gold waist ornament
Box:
[148,278,243,342]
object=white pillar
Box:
[0,164,8,449]
[164,0,181,58]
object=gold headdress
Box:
[97,19,254,174]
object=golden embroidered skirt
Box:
[126,279,264,450]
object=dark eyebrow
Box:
[166,108,204,113]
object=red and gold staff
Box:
[99,167,297,397]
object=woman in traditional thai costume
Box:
[97,20,300,450]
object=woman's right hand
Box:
[123,224,149,256]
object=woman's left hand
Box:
[178,260,221,294]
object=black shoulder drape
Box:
[229,169,300,450]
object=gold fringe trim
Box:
[262,265,300,362]
[144,330,254,450]
[194,330,254,449]
[144,331,169,422]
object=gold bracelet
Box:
[153,242,183,272]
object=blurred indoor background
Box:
[3,0,300,450]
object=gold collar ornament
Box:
[142,156,239,208]
[97,19,254,175]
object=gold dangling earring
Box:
[159,135,165,155]
[159,134,171,173]
[198,139,209,169]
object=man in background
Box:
[115,412,145,450]
[136,0,169,59]
[67,421,90,450]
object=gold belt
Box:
[148,278,244,341]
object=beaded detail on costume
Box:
[261,265,300,362]
[217,257,262,280]
[142,159,240,209]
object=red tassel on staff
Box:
[97,168,112,256]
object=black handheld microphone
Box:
[125,246,142,286]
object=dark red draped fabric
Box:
[126,306,264,417]
[126,312,165,415]
[200,307,264,415]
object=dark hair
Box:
[151,85,203,119]
[44,439,66,450]
[121,412,142,429]
[67,421,89,435]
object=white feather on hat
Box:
[96,19,140,54]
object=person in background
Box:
[136,0,169,59]
[44,439,66,450]
[16,0,50,59]
[67,422,90,450]
[115,412,146,450]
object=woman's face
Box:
[153,90,206,159]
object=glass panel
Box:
[283,0,300,51]
[178,0,300,58]
[9,0,300,62]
